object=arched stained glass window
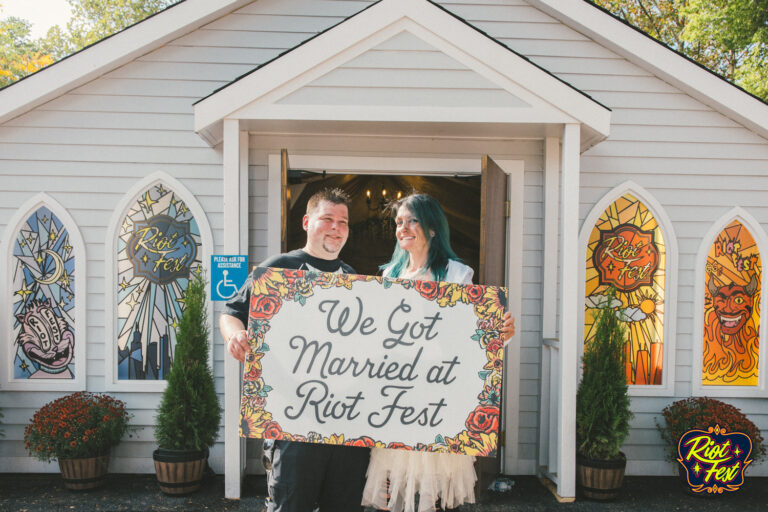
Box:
[116,183,203,381]
[702,220,761,387]
[584,193,666,386]
[11,206,77,381]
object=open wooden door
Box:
[476,155,508,497]
[281,149,289,252]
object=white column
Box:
[542,137,560,339]
[223,119,248,499]
[557,124,580,499]
[538,136,561,474]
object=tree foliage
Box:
[0,15,54,87]
[154,274,221,451]
[576,288,632,461]
[591,0,768,100]
[40,0,178,61]
[0,0,177,87]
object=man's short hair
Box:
[306,187,351,214]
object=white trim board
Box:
[194,0,610,148]
[103,171,214,392]
[577,181,679,397]
[691,207,768,398]
[1,193,87,391]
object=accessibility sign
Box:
[211,255,248,301]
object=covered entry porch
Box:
[193,0,610,500]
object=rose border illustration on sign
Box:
[703,220,761,386]
[240,267,507,456]
[585,193,666,386]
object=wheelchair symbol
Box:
[216,270,239,300]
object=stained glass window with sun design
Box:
[585,193,666,386]
[116,183,203,381]
[703,220,760,387]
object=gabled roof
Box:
[2,0,768,144]
[529,0,768,140]
[193,0,612,148]
[0,0,252,125]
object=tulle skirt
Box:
[362,448,476,512]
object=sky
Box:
[1,0,73,38]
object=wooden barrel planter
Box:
[153,448,208,495]
[576,452,626,501]
[58,454,110,490]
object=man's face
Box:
[303,200,349,259]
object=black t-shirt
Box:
[223,249,355,325]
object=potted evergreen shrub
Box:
[153,273,221,495]
[576,288,633,500]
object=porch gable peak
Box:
[193,0,610,148]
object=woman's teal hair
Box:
[380,193,460,281]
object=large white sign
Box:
[240,268,506,456]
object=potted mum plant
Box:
[24,392,130,490]
[576,288,633,500]
[153,273,221,495]
[656,397,766,491]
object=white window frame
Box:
[103,172,214,392]
[1,193,87,391]
[577,181,679,397]
[692,207,768,398]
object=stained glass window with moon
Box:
[12,206,76,380]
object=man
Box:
[219,188,369,512]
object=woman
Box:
[362,193,515,512]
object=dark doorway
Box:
[286,174,481,277]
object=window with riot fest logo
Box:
[116,184,203,380]
[703,220,761,386]
[585,193,666,386]
[11,206,76,380]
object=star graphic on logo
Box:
[139,190,157,213]
[15,281,33,298]
[59,270,71,287]
[126,293,139,311]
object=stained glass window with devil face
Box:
[703,220,761,387]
